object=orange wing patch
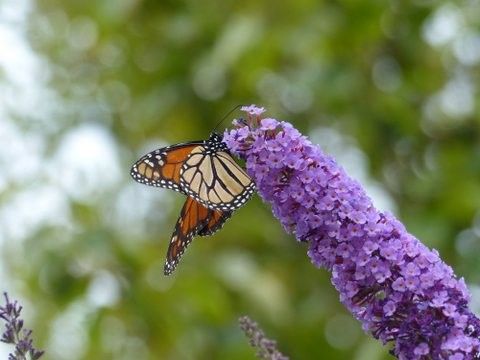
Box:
[130,142,202,193]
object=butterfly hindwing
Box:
[164,196,231,275]
[198,209,233,236]
[130,141,204,193]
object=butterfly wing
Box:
[180,149,255,211]
[198,208,232,236]
[164,196,231,275]
[130,141,204,193]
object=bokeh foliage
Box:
[1,0,479,359]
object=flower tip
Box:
[241,104,266,116]
[260,118,280,130]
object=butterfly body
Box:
[131,132,254,275]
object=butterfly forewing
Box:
[164,196,230,275]
[130,141,203,193]
[180,149,255,211]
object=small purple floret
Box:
[240,104,266,116]
[224,107,480,359]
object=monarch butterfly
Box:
[131,132,255,275]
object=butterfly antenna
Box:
[212,104,244,133]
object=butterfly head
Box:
[207,132,228,151]
[208,132,223,142]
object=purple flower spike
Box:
[224,107,480,359]
[1,292,44,360]
[239,315,289,360]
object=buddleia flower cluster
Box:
[224,105,480,359]
[0,292,44,360]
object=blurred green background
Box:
[1,0,479,359]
